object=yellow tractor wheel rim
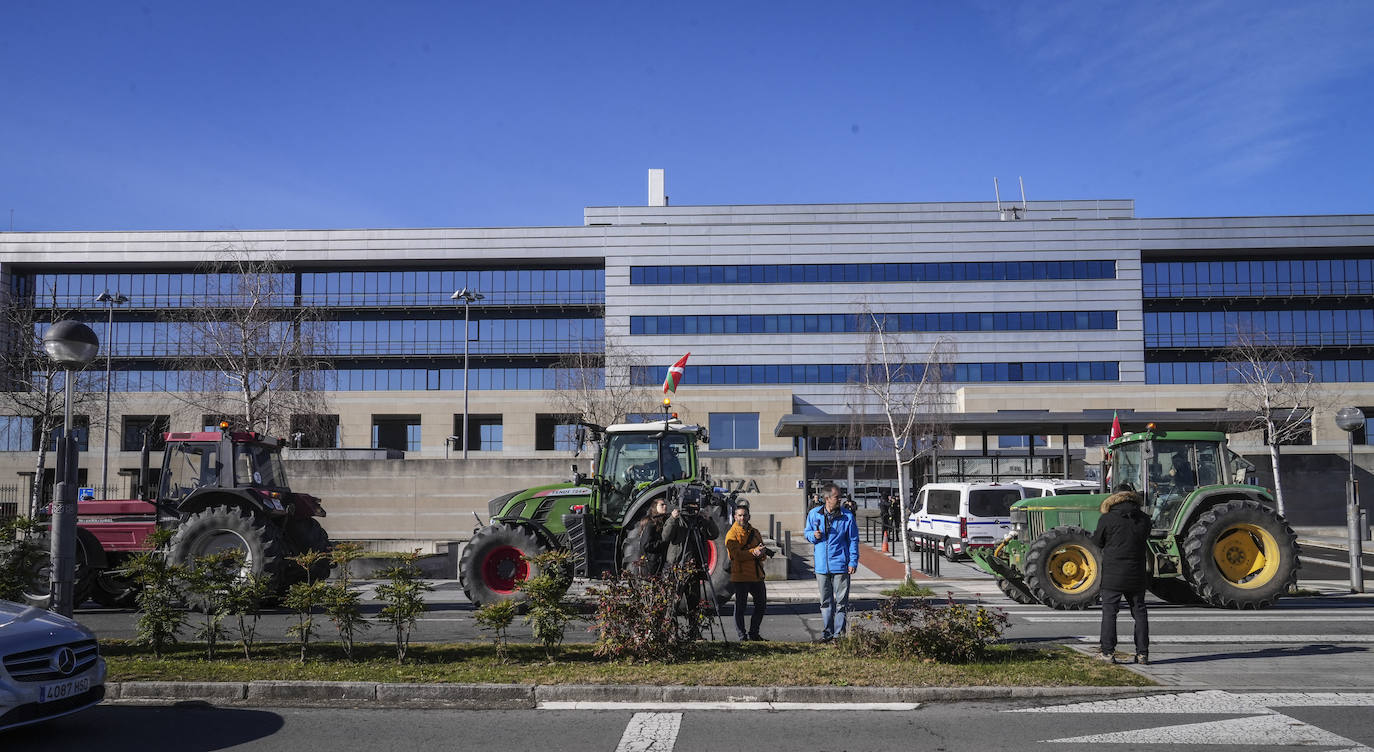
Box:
[1047,544,1097,593]
[1211,523,1281,589]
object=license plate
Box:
[38,676,90,703]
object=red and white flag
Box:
[662,352,690,394]
[1109,410,1123,443]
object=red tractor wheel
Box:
[459,524,544,606]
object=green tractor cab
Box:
[970,427,1299,610]
[459,415,738,606]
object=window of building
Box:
[47,415,90,452]
[122,415,170,452]
[291,414,341,448]
[1082,434,1109,448]
[372,415,421,452]
[630,260,1116,286]
[1356,409,1374,445]
[535,414,579,451]
[997,435,1048,449]
[454,415,503,451]
[709,413,759,450]
[0,416,35,451]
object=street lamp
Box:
[95,291,128,499]
[1335,406,1366,593]
[450,287,484,460]
[41,320,99,617]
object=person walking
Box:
[804,482,859,643]
[725,504,768,641]
[1092,489,1152,664]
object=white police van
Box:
[1012,478,1100,498]
[906,482,1025,561]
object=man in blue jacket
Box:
[805,483,859,642]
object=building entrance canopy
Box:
[773,409,1257,439]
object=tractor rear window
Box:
[236,444,288,488]
[969,489,1020,517]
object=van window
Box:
[969,489,1021,517]
[1057,488,1094,495]
[926,489,961,516]
[1023,488,1043,498]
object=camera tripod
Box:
[682,515,730,643]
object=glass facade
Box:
[632,361,1119,386]
[708,413,760,450]
[1146,360,1374,384]
[1145,310,1374,348]
[0,417,35,452]
[632,311,1116,335]
[19,268,605,309]
[1143,259,1374,298]
[631,260,1116,285]
[105,367,598,392]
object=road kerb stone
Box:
[246,680,376,703]
[374,683,535,709]
[118,681,246,701]
[660,685,777,703]
[534,684,666,703]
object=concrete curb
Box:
[103,681,1158,710]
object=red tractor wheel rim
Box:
[705,539,718,573]
[482,545,529,594]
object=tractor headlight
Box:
[1010,507,1028,537]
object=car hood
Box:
[0,600,96,642]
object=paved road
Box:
[13,693,1374,751]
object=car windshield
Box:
[235,443,289,488]
[969,489,1021,517]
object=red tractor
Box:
[69,426,330,607]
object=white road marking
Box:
[539,701,920,711]
[615,712,681,752]
[1300,555,1374,574]
[1016,691,1374,750]
[1067,634,1374,644]
[1029,613,1374,622]
[1047,712,1369,748]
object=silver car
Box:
[0,600,106,732]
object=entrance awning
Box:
[773,410,1257,438]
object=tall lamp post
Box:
[450,287,484,459]
[42,320,99,617]
[95,291,128,498]
[1335,406,1366,593]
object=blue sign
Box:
[77,487,95,501]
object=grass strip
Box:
[102,641,1154,687]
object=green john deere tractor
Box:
[458,414,738,606]
[970,427,1300,610]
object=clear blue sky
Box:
[4,1,1373,232]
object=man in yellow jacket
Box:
[726,504,769,641]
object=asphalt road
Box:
[13,695,1374,752]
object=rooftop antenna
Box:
[994,178,1022,221]
[994,178,1002,214]
[1019,176,1028,216]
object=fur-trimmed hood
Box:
[1100,490,1144,515]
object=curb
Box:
[103,681,1159,710]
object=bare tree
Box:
[0,287,103,516]
[161,251,331,435]
[1222,329,1335,517]
[849,307,956,582]
[550,335,660,442]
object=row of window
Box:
[317,318,602,356]
[630,310,1118,336]
[630,260,1117,286]
[1144,310,1374,348]
[98,367,600,393]
[17,268,605,310]
[630,361,1120,386]
[1143,259,1374,299]
[1145,360,1374,384]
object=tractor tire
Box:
[459,524,547,607]
[997,576,1038,605]
[72,538,95,608]
[89,568,138,609]
[702,505,733,605]
[1148,576,1203,605]
[1023,526,1102,610]
[168,506,287,597]
[1182,499,1299,609]
[284,517,333,583]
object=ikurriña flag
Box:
[662,352,690,394]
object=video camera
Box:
[671,484,706,515]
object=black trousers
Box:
[733,580,767,639]
[1099,588,1149,655]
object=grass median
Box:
[102,640,1154,687]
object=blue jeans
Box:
[815,572,851,639]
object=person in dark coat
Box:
[631,498,670,576]
[1092,490,1151,664]
[661,500,721,638]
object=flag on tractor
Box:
[662,352,690,394]
[1109,410,1123,442]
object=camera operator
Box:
[726,503,769,641]
[661,494,720,639]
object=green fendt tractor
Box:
[970,426,1300,610]
[458,413,737,606]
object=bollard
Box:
[1364,509,1371,542]
[768,514,775,541]
[783,530,791,560]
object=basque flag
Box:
[1109,410,1123,442]
[662,352,690,394]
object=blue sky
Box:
[4,1,1372,231]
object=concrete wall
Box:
[285,454,807,546]
[1243,449,1374,527]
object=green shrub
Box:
[517,549,575,661]
[375,550,433,663]
[837,592,1009,663]
[283,550,330,663]
[220,552,271,660]
[126,528,185,659]
[181,551,238,660]
[587,564,701,663]
[0,516,46,602]
[324,543,370,660]
[473,600,517,663]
